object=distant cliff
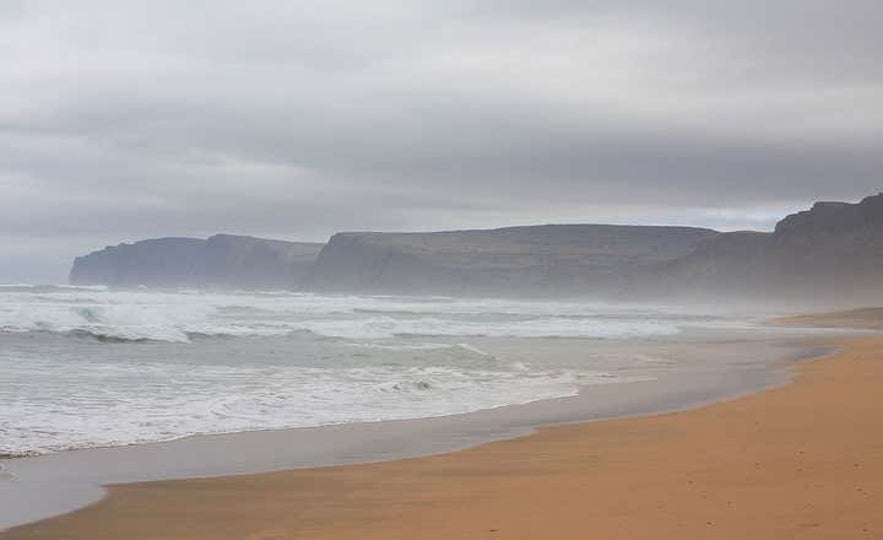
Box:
[69,194,883,302]
[304,225,719,297]
[641,193,883,304]
[69,234,324,289]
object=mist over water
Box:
[1,285,753,457]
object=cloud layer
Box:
[2,1,881,280]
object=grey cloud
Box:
[1,1,881,281]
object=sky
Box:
[2,1,881,282]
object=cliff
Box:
[69,234,324,289]
[643,193,883,304]
[69,194,883,302]
[304,224,719,297]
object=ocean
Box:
[0,285,753,458]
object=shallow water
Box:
[0,285,764,457]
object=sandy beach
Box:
[3,329,881,539]
[4,0,882,536]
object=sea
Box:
[0,284,760,458]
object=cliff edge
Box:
[641,193,883,303]
[304,224,718,297]
[69,234,324,289]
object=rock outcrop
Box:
[69,234,324,289]
[642,193,883,304]
[304,224,719,297]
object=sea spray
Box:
[0,286,740,456]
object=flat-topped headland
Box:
[68,193,883,305]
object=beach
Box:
[4,0,881,536]
[4,329,881,539]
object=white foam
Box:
[0,288,693,342]
[0,287,748,456]
[0,356,592,456]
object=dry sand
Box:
[4,334,883,539]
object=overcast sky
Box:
[2,1,881,282]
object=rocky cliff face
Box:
[69,234,324,289]
[304,224,719,297]
[642,193,883,304]
[774,195,883,236]
[69,194,883,302]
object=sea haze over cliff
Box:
[642,193,883,304]
[68,194,883,305]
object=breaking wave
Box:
[0,285,732,456]
[0,287,691,343]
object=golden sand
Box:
[5,335,883,539]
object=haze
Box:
[2,1,881,282]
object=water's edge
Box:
[0,335,837,532]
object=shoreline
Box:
[6,335,880,539]
[0,329,840,534]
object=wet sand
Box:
[4,332,882,539]
[776,307,883,330]
[0,332,812,530]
